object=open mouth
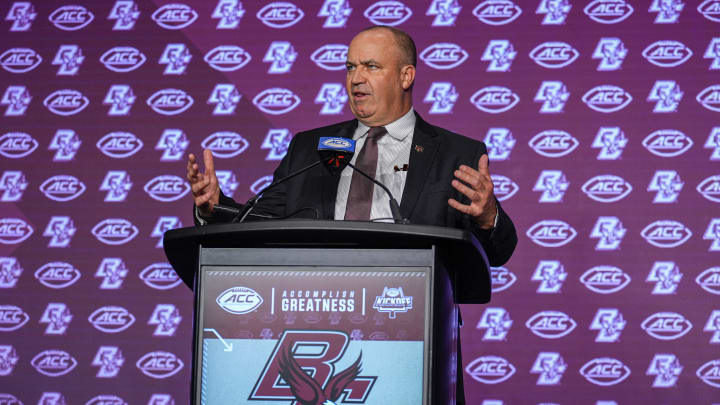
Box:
[352,91,370,100]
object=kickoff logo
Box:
[485,128,516,160]
[697,175,720,202]
[531,260,567,293]
[204,45,251,72]
[582,85,632,113]
[0,218,33,244]
[364,1,412,26]
[697,84,720,112]
[0,305,30,331]
[201,132,249,158]
[580,265,631,294]
[147,88,194,115]
[44,89,89,116]
[580,358,631,386]
[257,2,304,28]
[35,261,81,289]
[465,355,516,384]
[582,175,632,202]
[157,129,189,161]
[136,351,184,379]
[0,171,28,202]
[642,312,693,340]
[139,262,182,290]
[643,40,693,67]
[526,219,576,247]
[31,350,77,377]
[89,306,136,333]
[525,310,577,339]
[2,85,31,116]
[108,0,140,30]
[641,220,692,248]
[43,216,76,248]
[49,5,94,31]
[253,88,300,115]
[420,43,468,70]
[212,0,246,29]
[473,0,522,25]
[584,0,634,23]
[471,86,519,113]
[92,219,139,245]
[593,127,627,160]
[319,0,352,27]
[103,85,136,116]
[100,46,147,72]
[1,47,43,73]
[529,41,579,69]
[144,175,190,202]
[311,44,348,70]
[643,129,693,157]
[152,4,197,29]
[490,266,517,292]
[98,132,143,158]
[529,130,579,157]
[5,2,37,31]
[0,132,38,158]
[491,174,519,201]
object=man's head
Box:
[345,26,416,127]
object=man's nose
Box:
[348,68,366,85]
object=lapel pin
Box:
[414,145,424,153]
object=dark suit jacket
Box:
[206,112,517,303]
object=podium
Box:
[164,220,491,405]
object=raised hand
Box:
[448,154,498,229]
[186,149,220,217]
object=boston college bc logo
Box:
[249,330,376,404]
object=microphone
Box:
[318,136,408,224]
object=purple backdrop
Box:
[1,0,719,404]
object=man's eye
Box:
[346,65,355,71]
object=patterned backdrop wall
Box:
[0,0,719,404]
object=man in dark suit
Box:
[187,25,517,403]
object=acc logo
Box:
[0,218,33,244]
[35,262,81,289]
[89,306,136,333]
[49,5,94,31]
[648,81,684,113]
[151,216,183,248]
[0,257,23,289]
[473,0,522,25]
[6,2,37,31]
[582,175,632,202]
[208,84,241,115]
[536,0,571,25]
[136,351,184,379]
[147,88,194,115]
[491,266,517,292]
[582,85,632,113]
[319,0,352,27]
[212,0,246,29]
[699,0,720,22]
[580,265,631,294]
[533,170,569,203]
[647,261,682,294]
[485,128,516,161]
[649,0,684,23]
[104,85,136,116]
[642,312,692,340]
[159,44,192,75]
[108,0,140,30]
[641,220,692,248]
[152,3,197,29]
[139,262,182,290]
[253,88,300,115]
[43,89,89,116]
[534,81,569,113]
[364,1,412,26]
[647,354,683,387]
[643,129,693,157]
[0,132,38,158]
[583,0,633,23]
[31,350,77,377]
[1,47,42,73]
[426,0,461,26]
[471,86,519,113]
[697,84,720,112]
[0,171,27,202]
[642,40,693,67]
[315,83,348,114]
[592,127,627,160]
[148,304,182,336]
[531,260,567,293]
[697,175,720,202]
[144,175,190,202]
[491,175,519,201]
[0,305,29,331]
[202,132,249,158]
[593,38,627,71]
[257,2,304,28]
[526,310,576,339]
[420,43,469,70]
[100,46,146,72]
[527,220,576,247]
[157,129,189,161]
[531,352,567,385]
[529,41,579,69]
[481,40,516,72]
[465,355,516,384]
[311,44,348,70]
[251,175,273,194]
[262,128,292,160]
[52,44,84,75]
[647,170,683,203]
[96,258,129,289]
[216,286,263,314]
[97,132,143,158]
[697,359,720,388]
[476,307,513,341]
[204,45,251,71]
[43,216,76,248]
[92,219,139,245]
[580,358,631,386]
[529,130,578,157]
[424,82,458,114]
[696,267,720,295]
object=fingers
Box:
[448,198,473,215]
[477,154,490,176]
[186,153,198,182]
[203,149,215,175]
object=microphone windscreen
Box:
[317,137,355,173]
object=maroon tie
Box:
[344,126,387,220]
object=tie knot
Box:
[367,126,387,140]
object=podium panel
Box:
[194,248,439,405]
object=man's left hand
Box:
[448,154,497,229]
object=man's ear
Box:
[400,65,416,90]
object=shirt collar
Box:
[354,108,415,142]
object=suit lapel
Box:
[400,113,439,218]
[320,119,358,219]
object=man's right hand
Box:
[187,149,219,218]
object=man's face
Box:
[345,29,410,127]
